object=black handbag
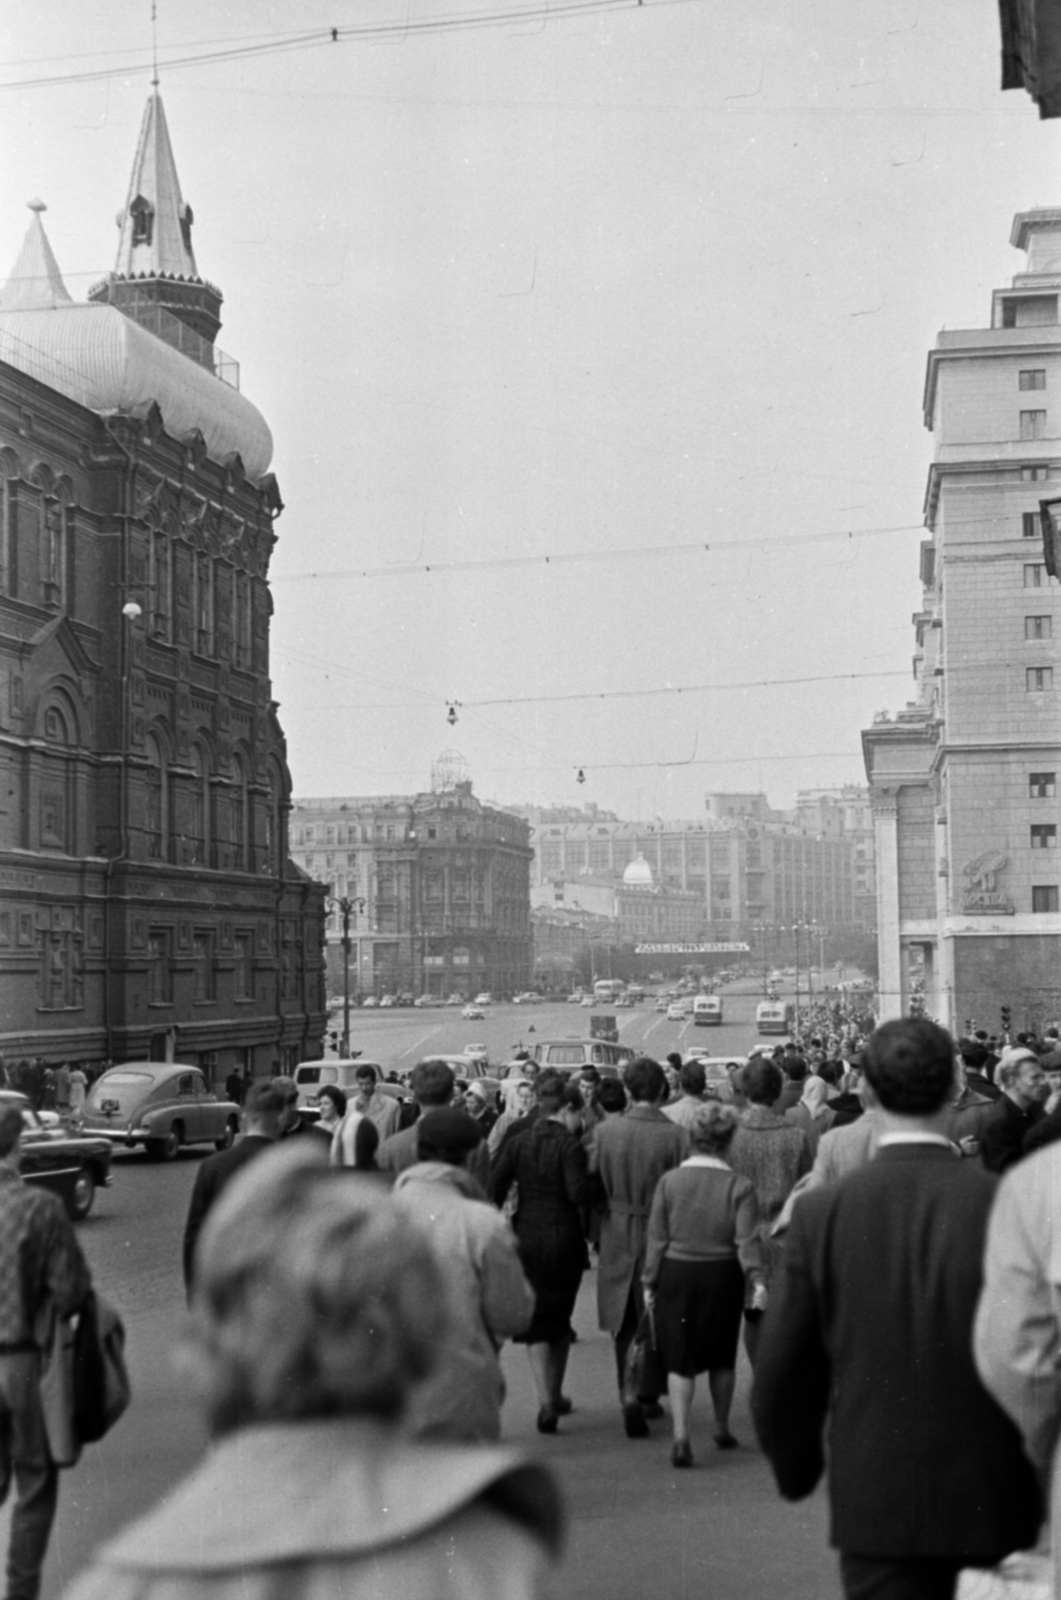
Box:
[625,1305,667,1400]
[73,1290,131,1444]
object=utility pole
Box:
[328,893,365,1057]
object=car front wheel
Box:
[68,1168,95,1221]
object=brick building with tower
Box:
[0,90,326,1080]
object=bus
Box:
[593,979,626,1004]
[756,1000,795,1036]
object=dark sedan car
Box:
[0,1092,113,1220]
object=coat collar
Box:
[96,1419,563,1572]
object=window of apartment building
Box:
[1021,411,1048,440]
[234,931,253,999]
[1031,824,1058,849]
[1020,370,1047,391]
[1023,465,1051,481]
[147,928,173,1004]
[1026,615,1053,640]
[1030,772,1057,799]
[1027,667,1054,692]
[1025,564,1046,587]
[1024,511,1041,538]
[303,826,315,844]
[193,930,216,1001]
[1033,886,1060,913]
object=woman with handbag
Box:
[642,1102,763,1469]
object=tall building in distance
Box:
[864,209,1061,1033]
[519,790,872,971]
[289,756,533,1000]
[0,92,326,1079]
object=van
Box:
[293,1058,385,1111]
[693,995,723,1027]
[530,1039,636,1071]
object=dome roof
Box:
[0,302,273,481]
[623,853,654,887]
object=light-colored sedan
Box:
[462,1003,486,1020]
[81,1064,240,1161]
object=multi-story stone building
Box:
[290,763,533,1000]
[0,92,327,1079]
[863,209,1061,1033]
[521,794,863,950]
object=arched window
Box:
[189,745,211,867]
[130,195,154,247]
[149,532,170,639]
[231,753,249,871]
[145,734,167,860]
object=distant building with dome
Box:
[0,91,326,1080]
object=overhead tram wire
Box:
[0,0,699,92]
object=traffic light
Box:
[1000,1005,1012,1039]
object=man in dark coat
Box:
[752,1018,1043,1600]
[588,1056,688,1437]
[182,1081,288,1292]
[980,1049,1047,1173]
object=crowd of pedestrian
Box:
[7,1013,1061,1600]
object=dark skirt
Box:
[513,1248,585,1345]
[654,1256,744,1377]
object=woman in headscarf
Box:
[65,1144,563,1600]
[784,1072,836,1158]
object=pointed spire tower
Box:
[1,200,74,310]
[89,89,223,356]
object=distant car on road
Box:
[655,997,669,1013]
[1,1091,112,1220]
[445,993,465,1006]
[81,1064,240,1161]
[667,1002,687,1021]
[462,1003,486,1020]
[474,992,493,1005]
[463,1043,489,1066]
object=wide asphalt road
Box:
[26,990,838,1599]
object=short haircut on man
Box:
[415,1109,482,1166]
[408,1059,455,1107]
[624,1056,666,1104]
[783,1058,808,1083]
[0,1103,23,1159]
[863,1019,955,1115]
[269,1075,299,1105]
[355,1063,379,1085]
[597,1079,627,1114]
[743,1057,783,1107]
[535,1070,569,1114]
[679,1060,706,1097]
[245,1082,291,1118]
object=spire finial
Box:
[151,0,159,88]
[27,198,46,213]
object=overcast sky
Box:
[2,0,1059,820]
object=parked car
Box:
[81,1064,240,1161]
[413,995,435,1008]
[379,995,396,1008]
[474,993,493,1006]
[1,1092,112,1220]
[462,1004,486,1020]
[362,995,379,1008]
[463,1043,489,1066]
[445,993,465,1006]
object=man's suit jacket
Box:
[182,1135,277,1290]
[981,1094,1042,1174]
[377,1120,490,1192]
[752,1142,1042,1564]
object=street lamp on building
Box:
[328,893,365,1057]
